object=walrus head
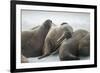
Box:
[65,31,72,39]
[43,19,52,29]
[60,22,73,40]
[61,22,73,34]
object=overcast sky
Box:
[21,10,90,31]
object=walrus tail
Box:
[38,53,50,59]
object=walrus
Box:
[21,19,52,58]
[38,23,73,59]
[58,29,89,61]
[21,55,28,63]
[79,33,90,57]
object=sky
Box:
[21,10,90,31]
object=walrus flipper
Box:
[60,52,80,61]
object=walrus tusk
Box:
[57,32,66,44]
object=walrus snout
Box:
[65,31,72,39]
[57,31,72,44]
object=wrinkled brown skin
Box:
[59,29,89,61]
[21,20,52,58]
[21,55,28,63]
[38,23,73,59]
[79,33,90,57]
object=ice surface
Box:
[28,55,89,63]
[28,55,60,63]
